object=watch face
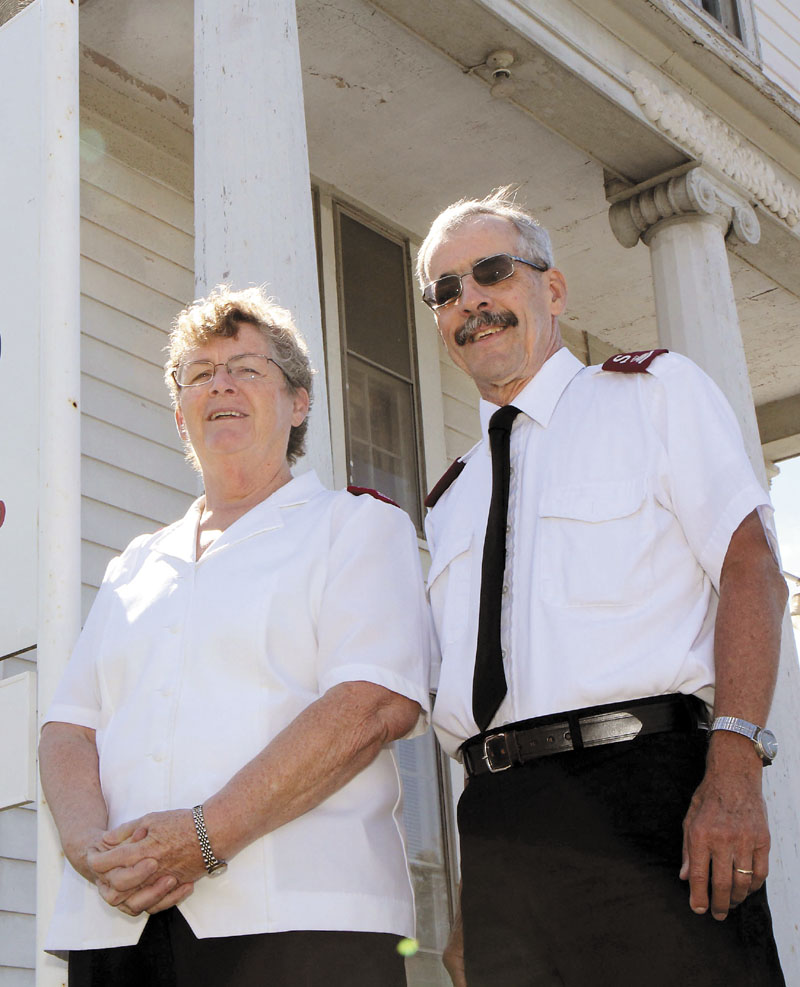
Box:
[757,729,778,762]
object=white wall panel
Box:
[0,2,40,661]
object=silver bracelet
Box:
[191,804,228,877]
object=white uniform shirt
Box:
[45,470,431,950]
[426,348,775,758]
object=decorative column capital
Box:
[608,167,760,250]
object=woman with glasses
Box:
[39,285,431,987]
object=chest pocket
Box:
[427,525,474,647]
[538,477,654,608]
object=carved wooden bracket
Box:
[628,70,800,228]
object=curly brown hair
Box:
[165,285,314,466]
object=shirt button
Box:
[502,584,508,595]
[501,650,506,659]
[152,752,166,763]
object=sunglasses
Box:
[422,253,549,309]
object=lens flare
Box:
[80,127,106,164]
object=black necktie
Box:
[472,404,521,731]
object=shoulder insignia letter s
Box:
[602,349,669,373]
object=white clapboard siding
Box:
[0,913,35,977]
[83,417,192,492]
[0,862,34,916]
[0,811,35,866]
[438,337,481,464]
[81,103,192,200]
[81,183,193,270]
[81,257,189,337]
[0,643,35,985]
[0,967,34,987]
[82,220,193,304]
[82,293,172,365]
[82,336,171,407]
[754,0,800,101]
[82,459,195,555]
[83,377,179,449]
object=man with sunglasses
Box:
[418,189,786,986]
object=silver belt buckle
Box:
[482,732,512,772]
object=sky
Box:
[772,454,800,579]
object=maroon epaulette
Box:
[347,485,399,507]
[0,500,6,529]
[424,459,466,509]
[602,349,669,373]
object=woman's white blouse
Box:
[45,471,432,950]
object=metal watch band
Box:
[191,804,227,876]
[710,716,777,765]
[711,716,757,741]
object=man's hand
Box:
[680,739,769,921]
[442,904,467,987]
[89,810,201,916]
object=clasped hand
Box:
[86,809,203,917]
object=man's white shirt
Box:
[426,347,776,758]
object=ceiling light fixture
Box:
[487,49,516,99]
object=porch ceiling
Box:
[79,0,800,455]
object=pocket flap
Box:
[426,525,472,587]
[539,476,647,523]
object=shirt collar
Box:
[152,469,325,561]
[478,347,584,439]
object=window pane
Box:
[397,729,454,987]
[339,212,412,378]
[346,354,421,528]
[690,0,742,37]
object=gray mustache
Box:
[455,310,518,347]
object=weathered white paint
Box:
[194,0,332,485]
[626,189,800,978]
[36,2,81,984]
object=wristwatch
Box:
[191,804,228,877]
[710,717,778,766]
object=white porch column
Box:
[610,166,800,978]
[36,0,82,983]
[194,0,332,484]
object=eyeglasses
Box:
[422,253,549,309]
[173,353,287,388]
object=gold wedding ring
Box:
[734,867,754,875]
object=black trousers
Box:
[459,731,785,987]
[68,907,407,987]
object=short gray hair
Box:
[165,284,314,466]
[416,186,554,287]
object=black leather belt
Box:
[461,694,709,777]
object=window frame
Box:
[332,200,427,532]
[679,0,760,56]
